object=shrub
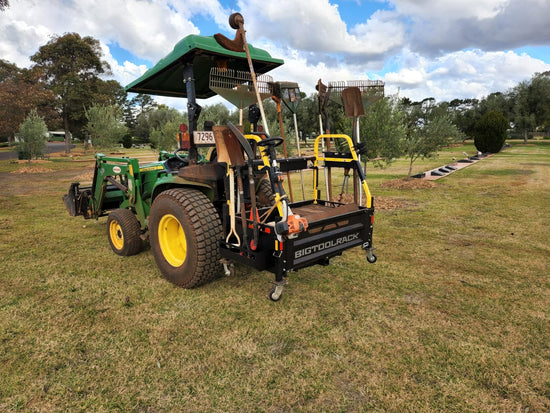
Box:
[122,133,133,149]
[474,110,509,153]
[17,109,48,164]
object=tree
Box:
[474,111,508,153]
[0,61,57,144]
[448,98,479,140]
[85,104,128,149]
[146,107,186,151]
[401,98,462,180]
[0,0,9,11]
[18,110,48,165]
[359,97,405,167]
[151,120,182,152]
[31,33,110,153]
[479,92,513,119]
[197,103,233,128]
[134,106,183,145]
[527,72,550,133]
[130,93,157,115]
[510,81,536,143]
[123,93,158,133]
[93,79,127,108]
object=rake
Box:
[272,81,306,200]
[327,80,384,205]
[327,79,385,110]
[209,68,273,125]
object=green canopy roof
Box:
[125,35,283,99]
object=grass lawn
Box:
[0,141,548,412]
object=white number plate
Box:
[193,131,215,145]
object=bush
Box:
[17,109,48,162]
[17,148,31,160]
[474,110,509,153]
[122,133,133,149]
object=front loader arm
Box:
[63,154,148,228]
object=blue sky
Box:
[2,0,550,111]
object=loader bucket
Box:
[63,183,79,216]
[63,183,91,218]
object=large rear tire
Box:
[149,188,222,288]
[107,208,142,256]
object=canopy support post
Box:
[183,64,201,163]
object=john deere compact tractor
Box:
[64,14,377,300]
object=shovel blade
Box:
[342,87,365,118]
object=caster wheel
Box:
[268,286,283,302]
[367,253,377,264]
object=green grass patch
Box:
[0,141,549,411]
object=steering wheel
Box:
[257,137,284,148]
[174,148,187,162]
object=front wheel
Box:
[107,208,142,256]
[149,188,222,288]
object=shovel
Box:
[342,87,365,205]
[316,79,332,200]
[215,13,271,136]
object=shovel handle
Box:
[228,13,270,136]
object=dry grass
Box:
[10,166,54,174]
[0,142,549,412]
[379,178,438,189]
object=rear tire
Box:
[107,209,142,256]
[256,177,275,207]
[149,188,222,288]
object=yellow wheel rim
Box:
[109,220,124,251]
[158,214,187,267]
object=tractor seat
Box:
[177,162,227,185]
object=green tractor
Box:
[64,14,377,300]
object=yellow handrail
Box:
[313,134,372,208]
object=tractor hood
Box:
[125,34,283,99]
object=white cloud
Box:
[0,20,51,67]
[1,0,550,108]
[237,0,405,63]
[0,0,229,67]
[392,0,511,20]
[100,44,148,88]
[382,49,550,101]
[350,10,404,55]
[392,0,550,54]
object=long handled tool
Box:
[277,81,305,200]
[235,166,250,252]
[342,87,364,204]
[215,13,270,135]
[316,79,332,200]
[328,80,384,109]
[327,79,385,205]
[270,84,294,201]
[225,167,240,246]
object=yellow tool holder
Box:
[313,134,372,208]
